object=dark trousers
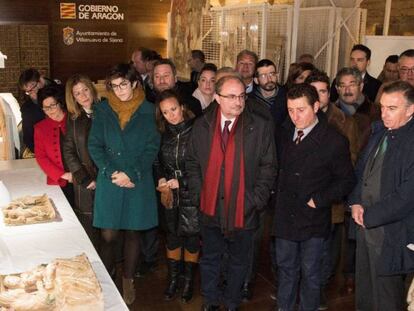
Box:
[276,237,324,311]
[245,211,266,284]
[139,226,159,263]
[320,223,343,286]
[344,212,356,278]
[355,227,405,311]
[200,225,253,309]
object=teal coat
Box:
[88,98,160,230]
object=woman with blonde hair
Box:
[63,74,100,250]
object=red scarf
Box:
[200,108,245,231]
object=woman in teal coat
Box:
[88,63,160,305]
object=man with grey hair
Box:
[235,50,258,94]
[349,81,414,311]
[187,75,276,311]
[334,66,380,294]
[335,67,380,150]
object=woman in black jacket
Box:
[63,74,100,250]
[154,89,199,303]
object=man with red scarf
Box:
[186,75,276,311]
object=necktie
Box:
[295,130,304,145]
[374,134,388,159]
[221,120,232,151]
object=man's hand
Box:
[351,204,365,227]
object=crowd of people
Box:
[16,45,414,311]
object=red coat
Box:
[34,113,67,186]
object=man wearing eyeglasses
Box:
[249,59,287,126]
[187,75,276,311]
[18,68,58,156]
[235,50,258,94]
[330,44,382,103]
[398,49,414,87]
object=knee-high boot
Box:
[164,247,181,301]
[181,249,199,303]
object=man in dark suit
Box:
[187,75,276,311]
[274,83,355,311]
[330,44,382,103]
[349,81,414,311]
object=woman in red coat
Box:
[34,85,74,206]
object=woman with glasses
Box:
[154,90,199,303]
[192,63,217,111]
[63,74,100,250]
[34,85,74,206]
[88,63,160,305]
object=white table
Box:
[0,159,128,311]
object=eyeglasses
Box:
[110,80,130,91]
[337,82,359,89]
[42,102,59,112]
[257,72,277,79]
[399,67,414,75]
[218,93,247,102]
[24,81,39,95]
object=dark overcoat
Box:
[348,118,414,275]
[186,104,277,230]
[273,114,355,240]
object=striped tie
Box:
[295,130,304,145]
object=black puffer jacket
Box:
[154,119,199,236]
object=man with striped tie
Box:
[349,80,414,311]
[273,83,355,311]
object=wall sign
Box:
[63,27,124,45]
[60,3,125,20]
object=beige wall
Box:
[210,0,414,36]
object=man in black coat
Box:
[330,44,382,103]
[273,83,355,311]
[249,58,287,126]
[18,68,58,154]
[186,75,276,311]
[349,81,414,311]
[152,58,202,117]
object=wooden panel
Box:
[0,0,171,84]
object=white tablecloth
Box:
[0,159,128,311]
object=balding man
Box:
[187,75,276,311]
[350,81,414,311]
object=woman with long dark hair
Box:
[154,89,199,303]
